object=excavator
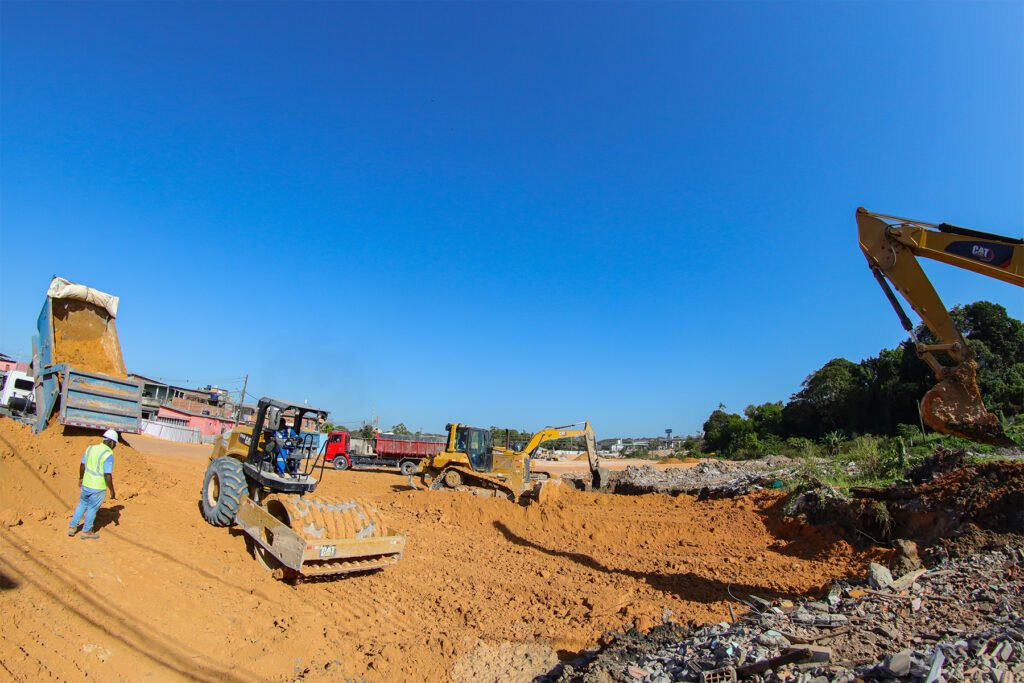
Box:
[419,421,609,501]
[200,397,405,580]
[857,207,1023,445]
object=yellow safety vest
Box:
[82,444,113,491]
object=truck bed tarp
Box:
[47,277,119,318]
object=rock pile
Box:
[553,541,1023,682]
[610,458,795,498]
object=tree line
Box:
[702,301,1024,457]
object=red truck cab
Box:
[324,431,352,467]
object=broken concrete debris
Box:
[552,541,1023,682]
[609,457,795,498]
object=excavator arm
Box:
[857,207,1023,445]
[523,422,607,489]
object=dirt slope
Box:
[0,423,883,682]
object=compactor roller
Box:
[200,397,405,580]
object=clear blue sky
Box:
[1,2,1021,436]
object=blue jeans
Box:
[70,487,107,532]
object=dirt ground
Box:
[0,423,883,682]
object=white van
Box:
[1,371,35,411]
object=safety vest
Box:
[82,444,113,490]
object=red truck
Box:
[324,431,446,475]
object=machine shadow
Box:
[0,570,20,590]
[493,521,822,605]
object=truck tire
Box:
[399,460,418,476]
[333,456,349,471]
[201,457,245,527]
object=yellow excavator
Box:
[857,207,1023,445]
[420,421,609,501]
[200,397,405,580]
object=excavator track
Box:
[428,467,518,501]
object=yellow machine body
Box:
[857,207,1022,445]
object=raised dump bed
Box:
[32,278,142,434]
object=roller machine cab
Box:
[200,397,405,580]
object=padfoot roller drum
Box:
[237,493,406,581]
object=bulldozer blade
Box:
[920,360,1013,447]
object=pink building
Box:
[157,405,236,438]
[0,353,29,374]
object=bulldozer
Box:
[857,207,1022,446]
[420,421,609,501]
[200,397,405,580]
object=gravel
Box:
[552,541,1024,682]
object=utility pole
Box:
[235,373,248,425]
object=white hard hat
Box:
[102,429,119,442]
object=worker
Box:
[274,419,299,475]
[68,429,118,539]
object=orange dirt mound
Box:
[0,429,884,682]
[0,420,164,527]
[50,299,127,377]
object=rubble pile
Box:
[555,541,1023,682]
[611,457,795,498]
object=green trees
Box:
[783,359,865,438]
[699,300,1023,457]
[701,409,752,456]
[701,402,784,458]
[390,423,412,435]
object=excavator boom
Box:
[857,207,1023,445]
[522,422,606,490]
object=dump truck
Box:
[31,278,143,434]
[201,397,406,580]
[325,430,446,474]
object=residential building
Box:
[0,353,30,374]
[130,374,236,421]
[156,405,236,437]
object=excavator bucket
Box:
[920,360,1013,447]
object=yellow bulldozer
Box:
[857,207,1022,445]
[200,397,405,580]
[419,421,609,501]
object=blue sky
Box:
[1,2,1021,436]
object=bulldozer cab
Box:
[244,397,329,495]
[450,424,493,471]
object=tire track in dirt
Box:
[0,421,886,682]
